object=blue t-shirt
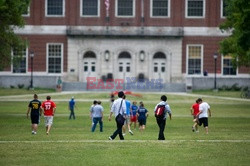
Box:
[69,99,75,110]
[125,100,131,116]
[137,107,148,120]
[131,105,138,116]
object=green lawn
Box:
[191,89,244,98]
[0,87,55,96]
[0,92,249,166]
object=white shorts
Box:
[124,116,130,125]
[44,116,53,126]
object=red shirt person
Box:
[190,99,200,132]
[41,96,56,135]
[191,101,200,118]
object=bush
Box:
[10,85,15,89]
[18,84,24,89]
[231,83,241,91]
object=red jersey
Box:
[192,103,199,116]
[42,100,56,116]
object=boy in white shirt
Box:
[196,98,212,134]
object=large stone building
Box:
[0,0,249,91]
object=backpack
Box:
[155,105,165,118]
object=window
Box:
[119,63,123,72]
[81,0,99,17]
[22,6,30,17]
[126,63,130,72]
[223,56,236,75]
[91,62,96,72]
[187,45,203,75]
[186,0,205,18]
[12,48,27,73]
[221,0,228,18]
[47,44,63,73]
[151,0,170,17]
[154,63,158,72]
[46,0,64,16]
[118,52,131,73]
[161,63,165,72]
[116,0,134,17]
[84,62,88,72]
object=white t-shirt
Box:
[199,102,210,118]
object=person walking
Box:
[91,101,104,132]
[196,98,211,134]
[68,96,76,120]
[190,99,200,132]
[130,101,138,130]
[26,94,42,135]
[137,101,149,133]
[108,91,126,140]
[154,95,172,140]
[41,96,56,135]
[90,100,98,126]
[122,95,133,135]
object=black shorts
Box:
[198,117,208,127]
[31,114,40,124]
[138,118,146,126]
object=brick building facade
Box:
[0,0,249,91]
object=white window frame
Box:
[11,48,28,74]
[220,0,226,18]
[186,44,204,75]
[22,6,30,17]
[45,0,65,17]
[80,0,100,17]
[221,55,238,76]
[46,43,64,74]
[115,0,135,18]
[185,0,205,18]
[150,0,171,18]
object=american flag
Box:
[105,0,110,11]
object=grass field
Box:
[0,91,250,166]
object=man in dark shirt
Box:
[26,94,42,135]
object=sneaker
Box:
[46,132,49,135]
[192,127,195,132]
[32,131,35,134]
[129,130,134,135]
[108,136,113,140]
[122,133,126,136]
[34,132,37,135]
[196,130,199,133]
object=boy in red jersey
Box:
[41,96,56,135]
[190,99,200,132]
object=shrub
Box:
[231,83,241,91]
[18,84,24,89]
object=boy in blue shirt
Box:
[69,97,76,120]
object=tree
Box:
[0,0,30,70]
[219,0,250,67]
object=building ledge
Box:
[66,26,184,37]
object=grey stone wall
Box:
[62,82,186,92]
[0,76,58,89]
[186,77,250,91]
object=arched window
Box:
[153,52,166,73]
[83,51,96,72]
[83,51,96,58]
[153,52,166,59]
[118,51,131,72]
[118,51,131,59]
